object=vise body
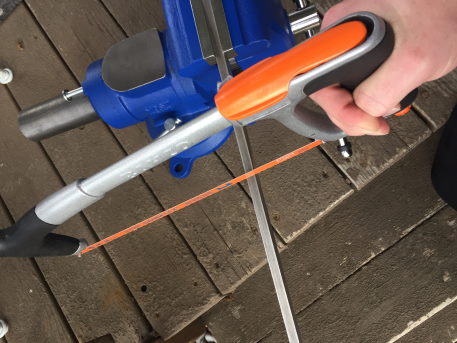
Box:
[18,0,320,177]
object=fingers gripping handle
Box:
[302,14,417,112]
[0,208,87,257]
[216,12,418,141]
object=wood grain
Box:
[102,0,353,265]
[0,67,150,343]
[26,0,293,295]
[321,114,431,188]
[217,120,353,242]
[415,71,457,130]
[102,0,166,33]
[263,206,457,342]
[1,4,219,339]
[202,131,445,342]
[0,198,75,343]
[394,300,457,343]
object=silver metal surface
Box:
[234,126,303,343]
[0,67,13,84]
[102,28,165,92]
[239,12,386,142]
[158,118,182,138]
[18,91,99,141]
[35,109,230,224]
[338,138,352,158]
[0,319,8,338]
[190,0,236,65]
[295,0,308,9]
[36,181,103,225]
[72,239,89,256]
[197,333,218,343]
[204,1,302,341]
[199,0,236,76]
[80,108,230,197]
[288,6,320,37]
[62,87,84,101]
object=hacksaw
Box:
[0,2,418,342]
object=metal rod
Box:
[295,0,308,9]
[18,90,99,141]
[80,109,230,197]
[36,108,231,224]
[202,1,302,341]
[62,87,84,101]
[288,7,321,37]
[234,126,303,343]
[0,319,8,338]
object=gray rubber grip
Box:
[279,15,417,141]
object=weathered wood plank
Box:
[415,71,457,130]
[293,0,434,189]
[114,125,268,291]
[217,120,353,242]
[321,114,431,188]
[202,131,445,343]
[312,0,339,13]
[263,206,457,343]
[25,0,125,81]
[0,113,147,339]
[1,4,219,339]
[26,0,276,295]
[0,71,150,342]
[0,198,75,343]
[102,0,166,33]
[395,301,457,343]
[99,0,353,262]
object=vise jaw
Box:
[102,29,166,92]
[18,0,320,178]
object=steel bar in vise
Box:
[200,0,303,342]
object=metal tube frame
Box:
[35,109,231,225]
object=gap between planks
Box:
[3,75,153,334]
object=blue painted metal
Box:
[83,0,294,178]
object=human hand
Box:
[311,0,457,136]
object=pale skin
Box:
[311,0,457,136]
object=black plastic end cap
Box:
[0,208,83,257]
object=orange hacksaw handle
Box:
[215,21,368,121]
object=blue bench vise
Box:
[18,0,320,178]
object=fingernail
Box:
[372,124,390,136]
[390,106,401,114]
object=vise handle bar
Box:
[0,12,416,257]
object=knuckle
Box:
[399,46,430,73]
[354,91,388,117]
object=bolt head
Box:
[163,118,177,131]
[0,68,13,85]
[0,320,8,338]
